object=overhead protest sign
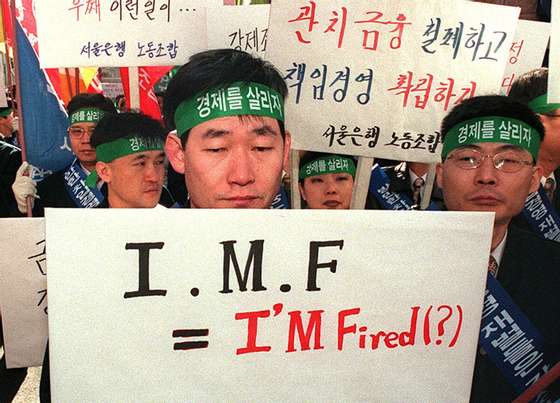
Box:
[267,0,519,162]
[500,20,550,95]
[46,208,493,401]
[0,218,48,368]
[550,0,560,102]
[34,1,208,67]
[207,4,270,58]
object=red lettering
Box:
[235,309,271,355]
[285,309,324,352]
[337,307,360,350]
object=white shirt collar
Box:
[541,171,556,186]
[491,232,507,266]
[408,169,427,192]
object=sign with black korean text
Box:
[34,1,208,67]
[46,209,493,401]
[0,218,48,368]
[266,0,519,162]
[550,0,560,102]
[207,4,270,58]
[500,20,550,95]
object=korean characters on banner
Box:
[207,4,270,58]
[0,218,48,368]
[266,0,519,163]
[46,209,494,402]
[500,20,550,95]
[34,1,208,67]
[549,0,560,102]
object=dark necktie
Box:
[412,177,425,209]
[488,255,498,278]
[544,177,556,202]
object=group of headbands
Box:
[64,86,560,185]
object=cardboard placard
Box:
[266,0,519,162]
[35,1,208,67]
[549,1,560,102]
[500,20,550,95]
[46,208,493,401]
[0,218,48,368]
[207,4,270,58]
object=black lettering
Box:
[220,240,267,294]
[124,242,167,298]
[306,240,344,291]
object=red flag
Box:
[120,66,172,121]
[1,0,13,46]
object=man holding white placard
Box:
[163,49,291,209]
[436,95,560,401]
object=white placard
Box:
[0,57,7,107]
[0,218,48,368]
[207,4,270,58]
[550,1,560,102]
[267,0,519,163]
[35,1,208,67]
[500,20,550,95]
[46,208,493,402]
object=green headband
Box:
[85,135,164,188]
[442,116,541,160]
[174,81,284,137]
[528,94,560,114]
[70,107,105,125]
[299,155,356,181]
[0,108,13,118]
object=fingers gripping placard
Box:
[45,208,493,401]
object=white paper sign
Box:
[500,20,550,95]
[46,209,493,402]
[0,218,48,368]
[266,0,519,162]
[207,4,270,58]
[549,1,560,102]
[35,1,208,67]
[0,58,7,108]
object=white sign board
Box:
[46,209,493,402]
[0,57,6,108]
[267,0,519,162]
[207,4,270,58]
[500,20,550,95]
[550,1,560,102]
[35,1,208,67]
[0,218,48,368]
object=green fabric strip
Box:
[300,155,356,180]
[70,108,105,125]
[528,94,560,114]
[174,81,284,137]
[85,135,164,188]
[442,116,540,160]
[0,108,12,117]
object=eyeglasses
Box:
[446,149,533,173]
[67,126,95,139]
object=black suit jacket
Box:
[367,163,445,210]
[0,141,22,217]
[470,225,560,402]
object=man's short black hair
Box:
[67,93,117,116]
[163,48,288,145]
[508,68,548,105]
[441,95,545,150]
[299,151,357,183]
[91,112,167,148]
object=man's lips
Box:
[223,196,260,207]
[323,200,341,208]
[468,194,501,205]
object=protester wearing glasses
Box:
[11,93,117,216]
[436,95,560,402]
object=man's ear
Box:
[96,161,112,183]
[298,182,307,202]
[529,164,543,193]
[282,131,292,173]
[435,162,444,190]
[165,132,185,174]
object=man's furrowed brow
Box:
[202,129,231,139]
[252,124,279,137]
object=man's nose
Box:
[475,156,498,185]
[227,149,255,186]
